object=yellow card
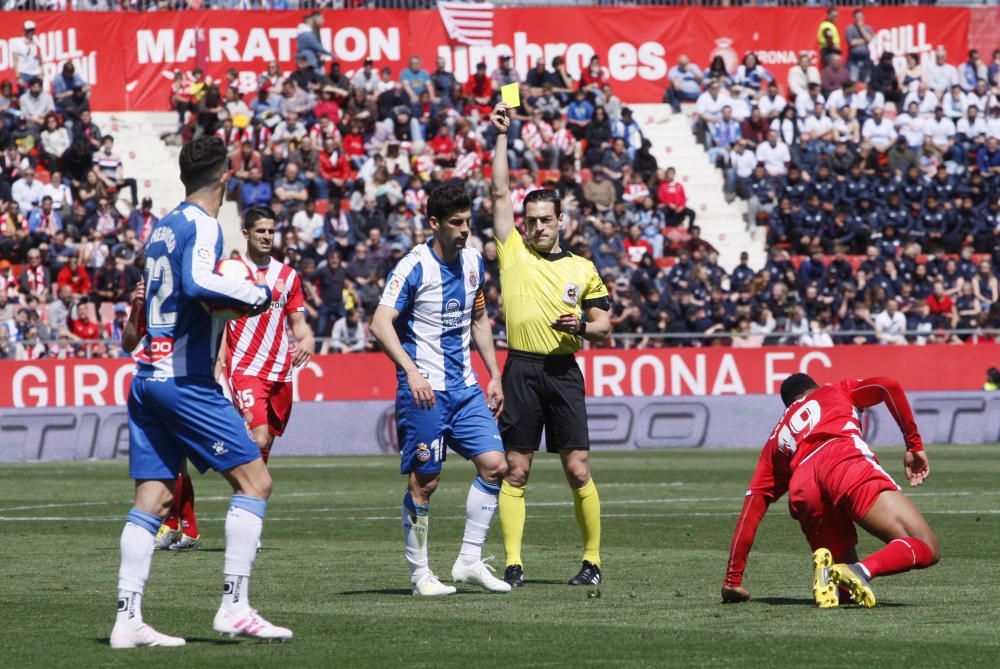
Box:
[501,82,520,108]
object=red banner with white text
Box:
[0,7,972,112]
[1,344,996,409]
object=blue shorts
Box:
[128,376,260,480]
[396,383,502,475]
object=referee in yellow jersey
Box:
[489,103,612,588]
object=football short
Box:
[128,376,260,480]
[395,383,502,475]
[788,435,901,560]
[230,374,294,437]
[498,350,590,452]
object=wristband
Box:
[577,319,587,337]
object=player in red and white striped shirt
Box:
[220,206,315,463]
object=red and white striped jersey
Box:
[453,151,481,179]
[309,123,342,145]
[521,120,552,151]
[551,128,575,154]
[404,187,427,213]
[226,255,305,383]
[241,126,272,152]
[215,126,241,150]
[623,182,651,204]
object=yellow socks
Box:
[499,481,526,567]
[572,479,601,567]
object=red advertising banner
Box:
[0,7,973,112]
[1,344,996,409]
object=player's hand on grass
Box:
[486,376,504,418]
[407,369,436,410]
[490,103,511,134]
[550,314,581,335]
[721,585,750,604]
[904,448,930,487]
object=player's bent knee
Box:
[505,467,529,488]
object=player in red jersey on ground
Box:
[123,279,203,551]
[220,206,315,464]
[722,373,940,608]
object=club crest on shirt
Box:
[416,443,431,462]
[562,282,581,305]
[468,271,478,289]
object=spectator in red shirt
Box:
[623,224,654,267]
[464,62,494,118]
[342,121,366,168]
[657,167,697,228]
[57,253,91,296]
[926,281,957,327]
[428,126,457,166]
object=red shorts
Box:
[229,375,293,437]
[788,435,900,560]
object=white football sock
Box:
[222,496,266,614]
[459,476,500,564]
[402,492,430,581]
[116,509,160,630]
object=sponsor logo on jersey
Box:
[562,282,580,305]
[416,443,431,462]
[195,246,214,261]
[386,276,403,297]
[212,441,228,455]
[243,410,253,423]
[442,298,463,328]
[143,337,174,361]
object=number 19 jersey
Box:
[138,202,268,380]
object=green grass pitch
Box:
[2,446,999,668]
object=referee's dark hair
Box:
[780,373,819,408]
[243,205,277,230]
[178,136,229,194]
[427,186,471,222]
[523,189,561,217]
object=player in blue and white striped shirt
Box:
[372,186,510,596]
[111,137,292,649]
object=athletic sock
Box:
[221,495,266,614]
[860,537,935,579]
[178,474,199,537]
[459,476,501,564]
[571,479,602,567]
[499,481,526,567]
[116,508,160,629]
[402,491,430,582]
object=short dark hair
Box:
[243,205,276,230]
[179,136,229,194]
[427,186,471,222]
[522,189,561,217]
[780,373,819,408]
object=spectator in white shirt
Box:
[800,102,836,150]
[957,107,989,153]
[903,83,939,117]
[18,78,55,138]
[725,140,758,201]
[925,47,959,95]
[756,130,791,177]
[795,83,825,119]
[942,85,970,120]
[11,20,42,89]
[852,82,885,123]
[825,81,855,120]
[329,309,368,354]
[923,106,960,162]
[861,107,898,152]
[12,167,46,213]
[787,53,821,101]
[351,58,379,95]
[292,198,324,242]
[895,101,927,150]
[757,81,787,120]
[271,110,308,148]
[986,106,1000,140]
[875,299,908,345]
[694,80,731,144]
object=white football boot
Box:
[213,608,293,641]
[412,572,457,596]
[452,556,512,593]
[110,623,186,649]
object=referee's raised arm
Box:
[490,103,515,243]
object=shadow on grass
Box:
[96,637,240,647]
[754,597,906,608]
[337,588,485,596]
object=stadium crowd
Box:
[2,11,1000,359]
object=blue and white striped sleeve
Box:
[379,257,420,314]
[182,212,268,307]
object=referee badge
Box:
[562,282,581,305]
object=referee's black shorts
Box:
[498,349,589,452]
